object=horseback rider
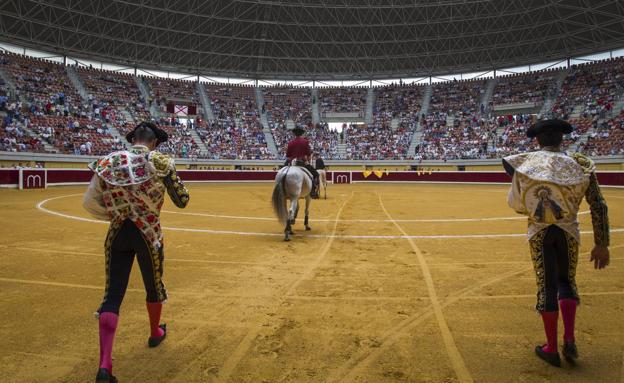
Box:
[285,126,319,198]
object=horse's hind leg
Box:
[289,198,298,226]
[304,196,311,231]
[284,221,291,241]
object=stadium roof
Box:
[1,0,624,80]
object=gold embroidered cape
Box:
[503,150,609,245]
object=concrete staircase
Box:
[337,143,347,159]
[540,68,569,117]
[189,127,208,156]
[311,88,320,124]
[19,120,57,153]
[252,88,278,157]
[66,66,90,102]
[108,124,130,150]
[119,107,136,124]
[0,67,17,97]
[286,119,296,130]
[263,126,279,158]
[480,77,498,115]
[135,76,159,118]
[569,125,596,153]
[390,117,400,130]
[197,82,215,121]
[569,104,584,119]
[365,87,375,124]
[407,85,432,156]
[255,87,272,126]
[611,93,624,115]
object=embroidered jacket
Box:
[83,145,190,249]
[503,149,609,245]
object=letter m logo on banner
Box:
[332,172,351,184]
[19,169,47,189]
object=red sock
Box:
[559,299,577,343]
[98,312,119,373]
[540,311,559,353]
[146,302,164,338]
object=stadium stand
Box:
[0,52,81,108]
[196,118,273,160]
[578,111,624,156]
[1,52,623,161]
[429,79,485,117]
[204,83,258,122]
[262,86,312,127]
[552,57,624,119]
[374,84,424,124]
[318,87,367,116]
[491,70,557,105]
[345,122,414,160]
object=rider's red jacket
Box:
[286,137,311,161]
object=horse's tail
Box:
[272,169,289,226]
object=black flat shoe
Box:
[96,368,118,383]
[562,341,578,362]
[148,324,167,348]
[535,345,561,367]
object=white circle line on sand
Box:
[36,194,622,240]
[161,209,588,223]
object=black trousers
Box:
[529,225,579,312]
[98,219,166,314]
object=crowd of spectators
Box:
[552,57,624,119]
[345,123,413,160]
[429,79,485,117]
[262,86,312,126]
[492,70,557,105]
[196,119,272,160]
[2,51,624,160]
[0,52,81,109]
[318,87,367,116]
[579,111,624,156]
[374,84,424,124]
[204,83,258,122]
[415,114,496,160]
[146,77,198,104]
[0,120,45,152]
[28,114,124,155]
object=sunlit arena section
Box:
[0,1,624,382]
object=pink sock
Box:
[146,302,164,338]
[540,311,559,353]
[559,299,577,343]
[98,312,119,373]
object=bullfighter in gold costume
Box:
[503,119,610,367]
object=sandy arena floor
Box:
[0,183,622,383]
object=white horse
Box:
[317,169,327,199]
[272,166,313,241]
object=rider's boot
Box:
[311,177,319,198]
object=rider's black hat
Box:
[292,126,305,136]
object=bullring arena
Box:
[0,169,623,382]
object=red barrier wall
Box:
[352,171,512,183]
[0,169,19,185]
[1,169,623,187]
